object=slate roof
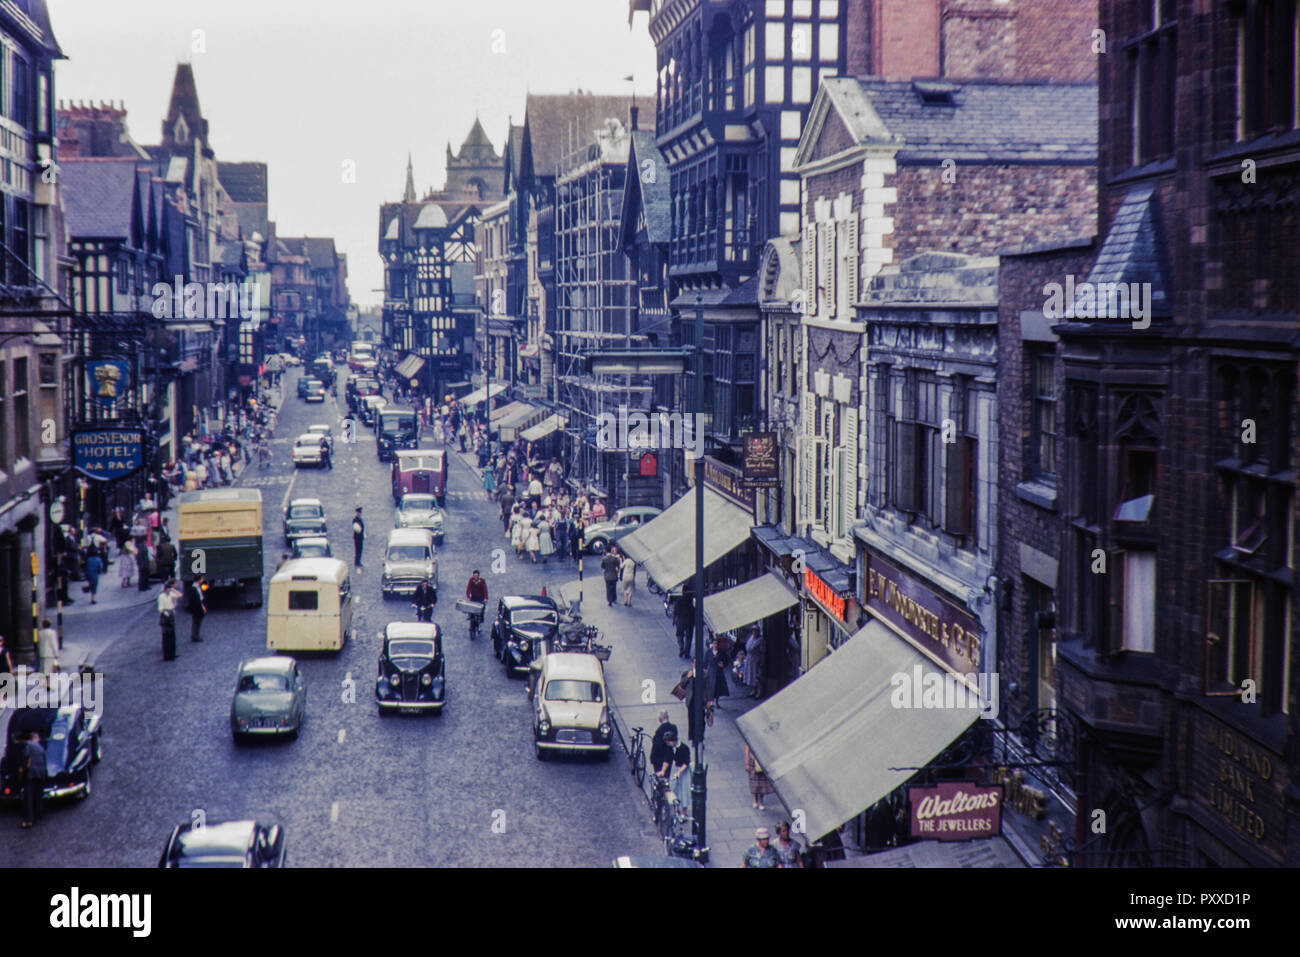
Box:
[621,130,671,247]
[818,77,1097,164]
[218,161,268,203]
[524,93,634,181]
[280,237,339,271]
[60,158,142,240]
[1076,184,1171,317]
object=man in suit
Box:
[187,576,207,642]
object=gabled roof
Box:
[4,0,63,57]
[522,92,634,184]
[279,237,338,271]
[218,161,267,203]
[1075,184,1172,318]
[60,158,144,242]
[795,77,1097,168]
[454,115,498,161]
[503,124,525,195]
[162,63,210,150]
[620,130,671,248]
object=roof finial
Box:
[403,153,416,203]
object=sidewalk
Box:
[549,575,789,867]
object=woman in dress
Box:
[704,637,729,717]
[119,539,138,588]
[509,506,526,557]
[774,820,804,867]
[525,519,541,564]
[482,464,497,499]
[745,744,775,811]
[537,517,554,564]
[620,553,636,606]
[742,626,764,699]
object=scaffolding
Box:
[553,119,651,499]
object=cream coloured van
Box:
[267,558,353,653]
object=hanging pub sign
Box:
[909,781,1003,841]
[85,360,131,406]
[742,431,779,488]
[704,457,755,510]
[73,428,146,482]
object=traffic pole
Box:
[30,552,39,664]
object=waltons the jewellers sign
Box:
[908,781,1003,841]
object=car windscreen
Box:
[388,639,436,658]
[380,414,415,432]
[511,608,558,628]
[288,505,322,519]
[543,680,603,703]
[175,855,250,868]
[386,546,429,562]
[296,545,328,558]
[400,496,436,511]
[238,673,290,693]
[294,438,320,448]
[42,714,73,769]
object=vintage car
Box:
[381,527,437,598]
[304,379,327,403]
[290,433,329,468]
[376,408,419,462]
[306,423,334,453]
[310,358,335,388]
[296,375,322,399]
[1,704,103,802]
[346,375,381,413]
[290,536,332,560]
[393,493,445,544]
[283,498,327,545]
[375,622,446,714]
[159,820,286,868]
[230,656,306,741]
[359,394,387,427]
[491,594,559,677]
[532,652,612,760]
[391,449,447,507]
[581,506,662,554]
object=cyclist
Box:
[465,570,488,634]
[412,578,436,622]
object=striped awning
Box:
[395,354,425,378]
[520,413,567,443]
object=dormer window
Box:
[174,115,189,144]
[912,80,959,107]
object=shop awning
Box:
[461,383,506,407]
[737,619,983,842]
[825,837,1024,868]
[495,403,542,430]
[702,571,799,636]
[490,400,529,422]
[619,486,753,591]
[395,354,425,378]
[520,413,567,443]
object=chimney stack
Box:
[630,104,639,131]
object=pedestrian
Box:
[84,550,103,604]
[569,518,583,562]
[0,635,13,676]
[590,497,607,521]
[650,726,678,780]
[620,552,636,606]
[681,662,700,744]
[352,507,365,570]
[745,743,775,810]
[527,473,543,505]
[670,740,691,809]
[58,550,77,604]
[499,488,515,533]
[704,637,729,720]
[37,620,58,675]
[537,517,554,564]
[673,590,694,658]
[119,539,138,588]
[511,510,528,558]
[650,710,678,771]
[774,820,804,868]
[743,626,764,698]
[525,518,540,564]
[155,536,177,582]
[601,547,621,606]
[18,730,46,830]
[158,579,181,661]
[186,576,207,642]
[743,827,780,868]
[322,439,333,470]
[483,465,496,498]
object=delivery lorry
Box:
[178,488,265,608]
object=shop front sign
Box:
[865,550,982,675]
[909,781,1003,841]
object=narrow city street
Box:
[2,369,661,867]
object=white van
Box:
[267,558,353,652]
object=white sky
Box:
[51,0,657,306]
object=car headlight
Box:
[518,639,530,652]
[421,674,432,687]
[389,674,401,687]
[599,708,611,738]
[235,717,247,728]
[538,718,550,735]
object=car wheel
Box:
[377,704,388,717]
[598,748,612,763]
[534,737,546,761]
[79,766,92,799]
[504,654,514,678]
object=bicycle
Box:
[627,725,650,789]
[467,609,482,641]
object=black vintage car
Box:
[346,375,381,413]
[376,408,419,462]
[1,705,103,803]
[491,595,560,678]
[376,622,445,714]
[158,820,286,868]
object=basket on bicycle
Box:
[589,642,612,661]
[455,599,484,617]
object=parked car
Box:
[376,408,419,462]
[1,705,103,802]
[283,498,327,545]
[381,528,437,599]
[360,394,387,427]
[306,423,334,453]
[291,433,329,468]
[291,536,332,560]
[393,493,445,544]
[375,622,446,715]
[230,656,306,741]
[491,595,559,677]
[582,506,662,554]
[159,820,286,868]
[532,652,612,760]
